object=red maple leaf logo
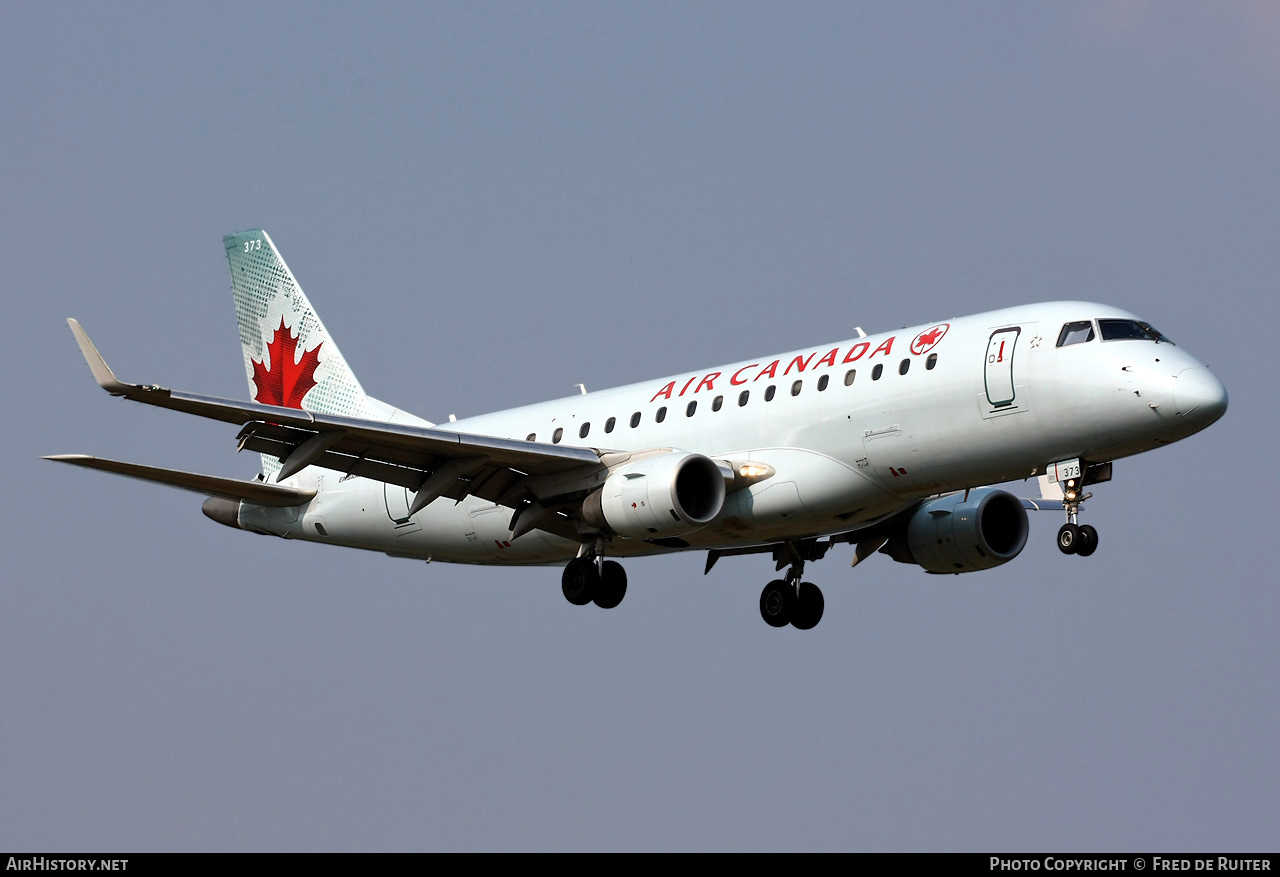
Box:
[910,324,949,355]
[251,318,322,408]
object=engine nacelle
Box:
[583,452,726,539]
[882,488,1029,573]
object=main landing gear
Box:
[1056,476,1098,557]
[759,555,825,631]
[561,552,628,610]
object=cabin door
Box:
[981,325,1033,419]
[984,327,1020,407]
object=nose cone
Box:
[1174,367,1228,428]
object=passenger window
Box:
[656,406,667,423]
[899,359,910,375]
[553,427,563,443]
[844,369,856,386]
[686,401,697,417]
[526,433,536,442]
[764,385,776,401]
[791,380,802,396]
[872,364,883,381]
[605,417,616,434]
[630,412,641,428]
[817,374,829,391]
[1057,321,1095,347]
[579,422,590,439]
[712,395,724,412]
[738,390,749,407]
[926,353,937,370]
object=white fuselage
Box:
[238,301,1226,565]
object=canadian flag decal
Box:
[251,318,322,408]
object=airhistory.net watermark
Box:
[6,859,127,871]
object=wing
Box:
[64,320,607,534]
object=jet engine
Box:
[880,488,1029,573]
[582,452,726,540]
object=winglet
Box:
[67,318,131,395]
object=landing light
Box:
[735,462,776,486]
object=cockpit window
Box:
[1056,321,1095,347]
[1098,319,1172,344]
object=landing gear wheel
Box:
[593,560,628,609]
[561,557,599,606]
[791,582,825,630]
[759,579,794,628]
[1057,523,1082,555]
[1076,524,1099,557]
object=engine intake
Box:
[583,452,726,539]
[881,488,1029,573]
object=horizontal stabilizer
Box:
[44,455,315,507]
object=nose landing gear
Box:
[1056,477,1098,557]
[1057,523,1098,555]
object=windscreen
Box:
[1098,319,1172,344]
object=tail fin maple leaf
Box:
[251,318,323,409]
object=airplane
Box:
[47,229,1228,630]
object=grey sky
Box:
[2,2,1276,851]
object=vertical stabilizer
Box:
[223,229,431,477]
[225,230,367,419]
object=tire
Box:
[759,579,794,628]
[1076,525,1099,557]
[1057,523,1081,555]
[593,560,628,609]
[791,582,825,630]
[561,557,599,606]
